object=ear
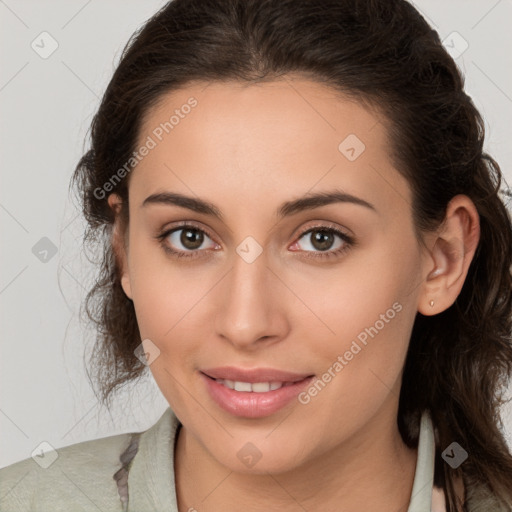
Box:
[107,193,132,300]
[418,194,480,316]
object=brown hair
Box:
[70,0,512,508]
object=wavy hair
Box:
[70,0,512,508]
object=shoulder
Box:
[0,430,134,512]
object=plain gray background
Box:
[1,0,511,468]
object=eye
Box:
[290,224,355,260]
[156,223,219,259]
[156,222,355,261]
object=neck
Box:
[174,407,418,512]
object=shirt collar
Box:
[126,407,180,511]
[407,410,443,512]
[126,408,441,512]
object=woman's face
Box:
[111,78,434,473]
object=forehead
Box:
[130,78,412,220]
[138,78,385,154]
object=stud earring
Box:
[429,300,435,307]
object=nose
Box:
[214,246,289,351]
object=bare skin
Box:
[108,76,480,511]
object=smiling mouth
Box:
[204,375,308,392]
[200,371,316,418]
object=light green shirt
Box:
[0,408,454,511]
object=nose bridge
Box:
[214,240,283,348]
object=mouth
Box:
[200,367,315,418]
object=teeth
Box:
[252,382,270,392]
[234,381,252,392]
[223,379,235,390]
[215,379,286,392]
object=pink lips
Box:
[201,366,315,418]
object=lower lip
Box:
[201,372,315,418]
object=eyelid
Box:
[290,222,355,260]
[292,220,354,241]
[155,221,220,258]
[160,220,218,243]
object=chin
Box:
[206,440,308,475]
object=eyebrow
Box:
[141,189,377,220]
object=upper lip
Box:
[201,366,314,383]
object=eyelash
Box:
[155,221,355,261]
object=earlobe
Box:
[418,195,480,316]
[108,193,133,301]
[117,236,132,300]
[115,224,132,300]
[417,238,455,315]
[120,273,133,300]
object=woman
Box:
[1,0,511,510]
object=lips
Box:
[200,366,315,418]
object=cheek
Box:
[296,242,419,402]
[294,241,416,351]
[296,297,412,436]
[126,232,199,338]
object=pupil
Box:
[181,229,203,250]
[312,230,333,251]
